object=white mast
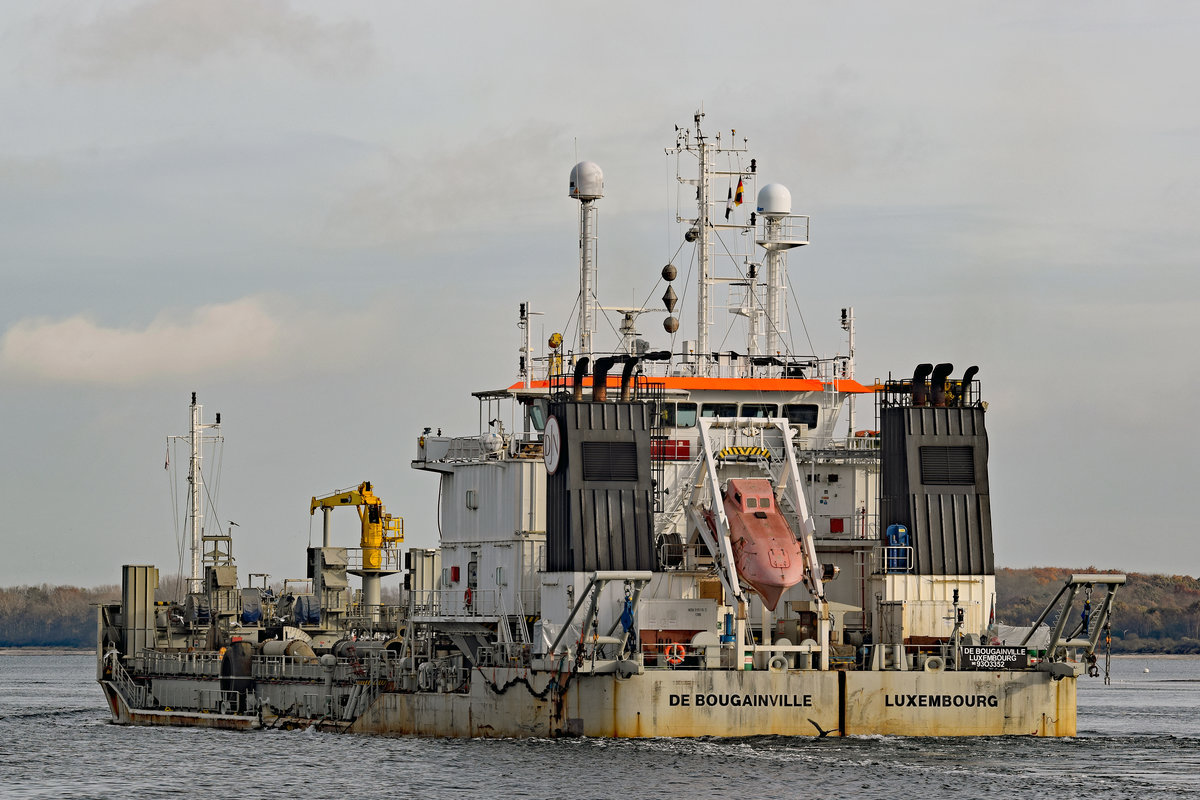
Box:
[669,110,755,376]
[744,265,761,358]
[570,161,604,356]
[842,306,856,434]
[755,183,808,364]
[189,394,202,594]
[176,392,221,596]
[695,116,711,374]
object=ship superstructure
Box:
[98,111,1124,737]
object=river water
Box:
[1,652,1198,799]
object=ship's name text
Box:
[885,694,999,708]
[668,693,813,708]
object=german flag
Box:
[734,177,745,206]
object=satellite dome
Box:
[569,161,604,200]
[756,183,791,217]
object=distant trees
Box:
[0,584,119,647]
[996,567,1200,654]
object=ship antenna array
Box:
[167,392,223,596]
[569,160,605,357]
[668,109,810,376]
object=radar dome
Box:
[756,183,791,217]
[569,161,604,200]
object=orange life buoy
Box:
[665,642,686,666]
[464,588,473,607]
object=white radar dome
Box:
[569,161,604,200]
[756,183,792,217]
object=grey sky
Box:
[1,2,1197,586]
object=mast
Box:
[755,183,808,366]
[695,114,711,375]
[842,306,856,434]
[669,110,754,376]
[763,215,787,357]
[570,161,604,357]
[176,392,220,596]
[189,394,202,594]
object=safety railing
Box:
[871,545,914,574]
[408,588,501,618]
[136,650,223,677]
[197,688,242,714]
[106,652,150,708]
[642,641,694,669]
[344,546,404,572]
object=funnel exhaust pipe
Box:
[960,366,979,406]
[572,357,590,402]
[620,357,641,401]
[592,356,619,402]
[931,363,954,407]
[911,363,933,407]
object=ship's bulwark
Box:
[350,670,1075,738]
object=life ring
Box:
[665,643,686,666]
[464,588,473,607]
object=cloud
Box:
[322,126,574,248]
[59,0,373,80]
[0,295,387,385]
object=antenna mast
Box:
[174,392,222,595]
[669,109,755,376]
[569,161,604,356]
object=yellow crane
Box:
[309,481,403,570]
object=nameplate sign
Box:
[961,646,1028,670]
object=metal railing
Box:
[136,650,223,677]
[344,546,404,572]
[871,545,914,574]
[408,588,501,617]
[106,652,149,708]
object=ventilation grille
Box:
[919,445,975,485]
[581,441,639,481]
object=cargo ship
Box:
[97,111,1124,737]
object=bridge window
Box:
[783,403,819,429]
[701,402,738,418]
[528,400,547,431]
[663,402,697,428]
[740,403,777,418]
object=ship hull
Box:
[354,670,1073,738]
[100,668,1075,738]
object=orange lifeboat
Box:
[721,478,807,611]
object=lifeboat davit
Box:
[722,477,807,611]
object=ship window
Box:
[919,445,976,485]
[581,441,639,481]
[663,402,697,428]
[701,403,738,418]
[783,404,819,428]
[740,403,777,418]
[746,497,758,508]
[761,497,772,510]
[528,401,547,432]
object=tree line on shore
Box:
[2,568,1197,652]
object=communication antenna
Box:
[168,393,223,596]
[755,183,809,360]
[569,161,604,356]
